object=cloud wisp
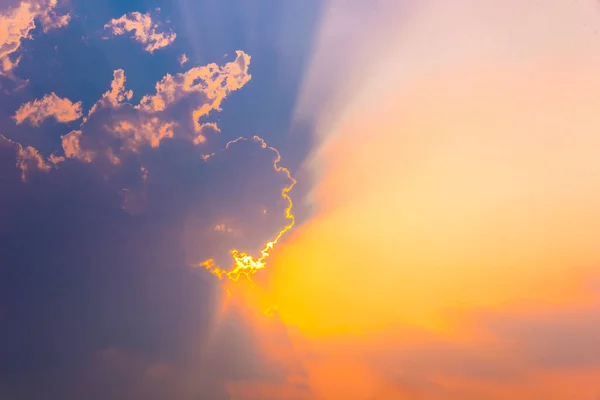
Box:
[104,10,176,53]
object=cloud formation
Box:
[104,10,176,53]
[0,38,301,399]
[14,92,83,126]
[87,69,133,116]
[137,50,251,130]
[0,135,302,398]
[55,50,251,166]
[0,133,51,181]
[0,0,70,77]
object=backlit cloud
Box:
[0,136,300,398]
[14,92,83,126]
[104,10,176,53]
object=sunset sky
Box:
[2,0,600,399]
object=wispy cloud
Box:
[179,53,189,66]
[104,10,176,53]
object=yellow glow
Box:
[267,60,600,337]
[222,1,600,397]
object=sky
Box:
[2,0,600,399]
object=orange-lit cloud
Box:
[0,0,70,76]
[49,51,251,165]
[61,129,93,163]
[0,49,254,217]
[111,118,176,152]
[104,10,176,53]
[214,224,233,233]
[194,122,220,145]
[0,134,51,181]
[136,50,251,132]
[179,53,189,66]
[14,93,83,126]
[87,69,133,118]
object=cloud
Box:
[0,136,302,400]
[14,140,50,180]
[61,129,93,163]
[112,118,176,152]
[0,0,70,77]
[179,53,188,66]
[356,294,600,399]
[58,51,250,166]
[215,223,233,233]
[0,133,51,181]
[0,50,253,213]
[86,69,133,117]
[478,299,600,371]
[136,50,251,130]
[104,10,176,53]
[0,60,300,400]
[38,8,70,32]
[14,92,83,126]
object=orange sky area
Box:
[223,1,600,398]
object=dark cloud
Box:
[0,0,325,398]
[0,124,302,398]
[0,45,300,398]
